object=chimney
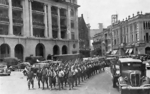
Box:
[128,15,130,19]
[123,19,124,21]
[137,11,140,15]
[141,11,142,14]
[81,14,83,17]
[132,14,134,17]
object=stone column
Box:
[44,4,48,37]
[67,8,71,39]
[57,8,61,39]
[23,0,30,36]
[8,0,13,35]
[67,8,71,54]
[29,1,33,37]
[47,4,52,38]
[75,8,79,53]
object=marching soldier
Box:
[27,68,34,89]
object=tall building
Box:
[111,11,150,55]
[92,27,112,56]
[0,0,80,61]
[90,23,103,51]
[78,14,90,57]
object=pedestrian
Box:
[27,68,34,89]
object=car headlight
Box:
[146,63,149,66]
[116,70,120,75]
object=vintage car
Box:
[143,60,150,70]
[111,58,150,94]
[0,63,11,76]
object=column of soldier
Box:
[26,57,105,90]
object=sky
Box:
[78,0,150,29]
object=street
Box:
[0,68,119,94]
[1,68,150,94]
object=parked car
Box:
[143,60,150,70]
[9,65,18,71]
[25,56,45,65]
[0,63,11,76]
[3,57,20,68]
[111,58,150,94]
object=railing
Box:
[52,11,58,15]
[13,18,23,24]
[60,13,66,17]
[61,25,67,29]
[52,24,58,28]
[12,4,22,8]
[33,20,45,27]
[0,15,9,22]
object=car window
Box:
[121,62,142,70]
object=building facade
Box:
[92,27,112,56]
[0,0,79,61]
[112,12,150,55]
[78,14,90,57]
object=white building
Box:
[0,0,80,61]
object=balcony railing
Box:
[52,11,58,15]
[33,20,45,27]
[0,15,9,22]
[60,13,66,17]
[13,18,23,24]
[61,25,67,29]
[52,24,58,28]
[12,4,22,8]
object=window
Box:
[13,26,22,36]
[71,32,75,40]
[70,9,74,16]
[146,33,149,42]
[71,20,74,29]
[135,33,137,41]
[143,22,146,29]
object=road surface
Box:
[2,68,150,94]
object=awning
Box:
[125,49,129,53]
[106,50,111,54]
[111,50,114,55]
[113,50,118,55]
[128,49,133,54]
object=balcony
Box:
[51,6,58,16]
[33,21,45,27]
[12,0,22,8]
[0,15,9,22]
[52,11,58,16]
[52,24,58,28]
[13,18,23,25]
[61,25,67,30]
[32,1,44,12]
[0,0,8,6]
[60,9,66,18]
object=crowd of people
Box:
[25,57,106,90]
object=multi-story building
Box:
[92,32,103,56]
[78,14,90,57]
[0,0,79,61]
[111,12,150,55]
[103,26,112,55]
[92,27,112,56]
[90,23,103,51]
